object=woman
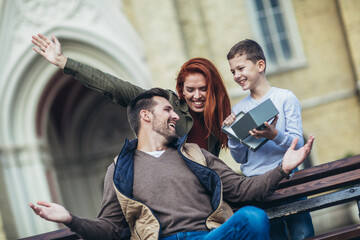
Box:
[32,33,231,156]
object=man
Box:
[29,88,315,240]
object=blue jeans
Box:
[270,212,314,240]
[160,206,270,240]
[270,167,315,240]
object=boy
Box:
[223,39,314,240]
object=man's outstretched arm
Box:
[207,135,315,203]
[28,164,126,240]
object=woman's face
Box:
[183,73,207,113]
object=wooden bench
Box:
[259,154,360,240]
[20,154,360,240]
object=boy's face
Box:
[228,54,265,92]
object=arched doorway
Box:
[37,70,134,219]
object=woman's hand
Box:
[31,33,67,69]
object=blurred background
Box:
[0,0,359,239]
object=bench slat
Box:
[265,185,360,219]
[264,168,360,202]
[279,155,360,188]
[305,224,360,240]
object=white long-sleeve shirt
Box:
[228,87,304,176]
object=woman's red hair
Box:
[176,57,231,148]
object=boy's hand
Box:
[222,113,236,126]
[249,115,278,140]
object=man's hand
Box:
[249,115,279,140]
[28,201,72,224]
[31,33,67,69]
[281,135,315,175]
[282,135,315,174]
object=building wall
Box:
[272,0,360,163]
[0,0,6,237]
[302,97,360,161]
[0,200,5,240]
[340,0,360,89]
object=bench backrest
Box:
[261,154,360,219]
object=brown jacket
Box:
[112,136,287,239]
[66,137,287,240]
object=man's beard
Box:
[152,117,179,146]
[166,134,179,147]
[156,130,179,147]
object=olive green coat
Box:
[64,58,221,156]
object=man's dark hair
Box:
[227,39,266,69]
[127,88,170,135]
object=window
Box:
[247,0,306,74]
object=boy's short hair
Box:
[127,88,170,135]
[227,39,266,66]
